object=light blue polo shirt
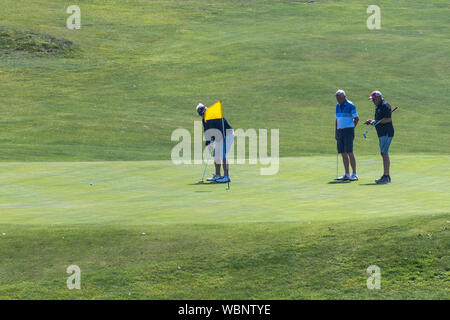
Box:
[335,99,358,129]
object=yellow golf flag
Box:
[204,101,223,121]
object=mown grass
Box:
[0,0,448,300]
[0,155,448,299]
[0,0,449,160]
[0,214,448,299]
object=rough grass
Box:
[0,26,78,57]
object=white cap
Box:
[196,103,206,115]
[335,89,346,97]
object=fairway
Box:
[0,0,449,301]
[0,155,449,299]
[0,0,449,161]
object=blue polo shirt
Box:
[335,99,358,129]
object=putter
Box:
[226,162,230,190]
[336,151,339,178]
[198,143,215,184]
[363,106,398,139]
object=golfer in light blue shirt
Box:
[335,89,359,181]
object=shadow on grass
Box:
[327,181,351,184]
[187,182,218,186]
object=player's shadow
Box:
[187,182,218,186]
[327,181,351,184]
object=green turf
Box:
[0,0,449,160]
[0,155,449,299]
[0,0,448,299]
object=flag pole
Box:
[221,101,229,190]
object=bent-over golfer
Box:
[334,89,359,181]
[365,91,395,184]
[196,103,235,184]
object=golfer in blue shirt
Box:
[334,89,359,181]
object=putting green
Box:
[0,155,448,225]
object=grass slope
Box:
[0,155,449,299]
[0,0,449,160]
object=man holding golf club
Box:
[365,91,395,184]
[334,89,359,181]
[196,103,234,184]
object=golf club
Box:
[226,162,230,190]
[363,106,398,139]
[336,151,339,179]
[198,142,215,184]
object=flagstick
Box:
[221,116,229,191]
